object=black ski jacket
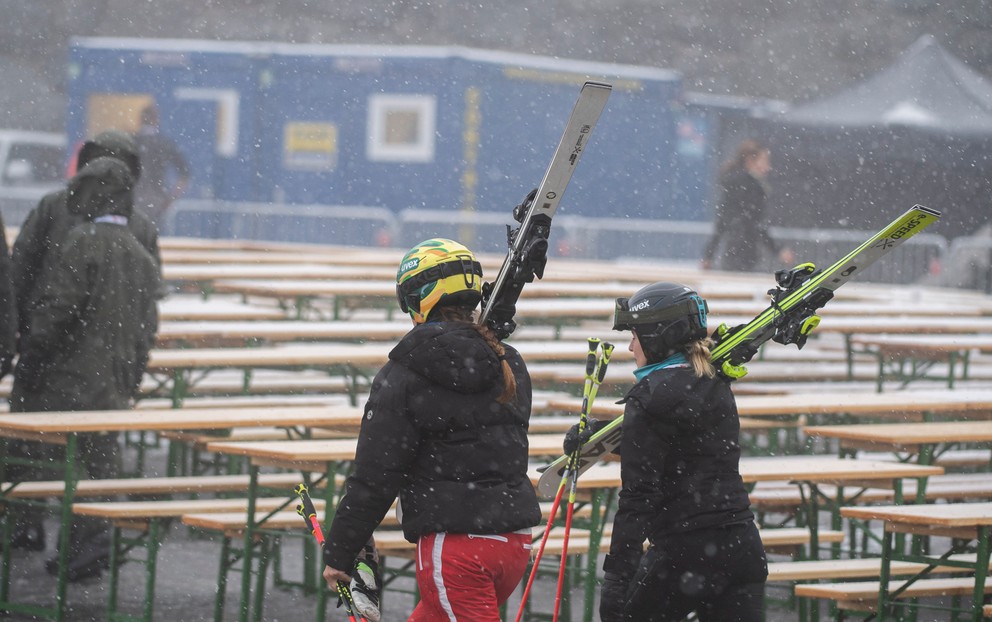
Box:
[605,367,754,577]
[324,321,541,571]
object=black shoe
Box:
[45,550,110,583]
[10,523,45,552]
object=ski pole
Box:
[552,341,614,622]
[295,484,367,622]
[514,338,602,622]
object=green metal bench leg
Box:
[214,535,233,622]
[144,520,162,622]
[251,536,273,622]
[108,524,123,619]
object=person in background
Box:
[13,130,161,350]
[0,212,15,383]
[322,238,540,622]
[133,103,190,229]
[590,281,767,621]
[701,139,793,272]
[11,156,160,581]
[7,130,161,554]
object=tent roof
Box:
[780,34,992,136]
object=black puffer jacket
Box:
[606,367,754,576]
[324,321,541,571]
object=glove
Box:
[563,418,607,454]
[599,571,630,622]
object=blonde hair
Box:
[685,338,716,378]
[435,306,517,404]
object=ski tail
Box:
[480,81,612,339]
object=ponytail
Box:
[685,338,716,378]
[434,306,517,404]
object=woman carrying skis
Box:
[322,238,541,621]
[596,281,767,622]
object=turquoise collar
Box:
[634,353,690,382]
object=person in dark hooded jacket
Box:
[12,130,161,356]
[9,156,160,580]
[7,130,160,554]
[322,238,540,622]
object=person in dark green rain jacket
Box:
[12,130,161,354]
[9,155,160,581]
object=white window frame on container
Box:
[367,94,436,163]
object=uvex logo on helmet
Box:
[629,299,651,312]
[398,258,419,274]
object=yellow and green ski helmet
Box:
[395,238,484,323]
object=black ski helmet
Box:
[614,281,709,361]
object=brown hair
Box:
[434,306,517,403]
[685,338,716,378]
[720,138,767,176]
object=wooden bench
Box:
[1,472,318,500]
[794,576,992,612]
[857,449,992,469]
[748,474,992,520]
[767,554,987,582]
[749,482,896,515]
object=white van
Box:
[0,129,67,227]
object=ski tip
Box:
[912,204,942,218]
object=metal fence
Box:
[168,200,951,286]
[169,200,396,248]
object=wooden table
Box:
[0,405,362,622]
[840,502,992,621]
[145,341,636,406]
[545,388,992,422]
[850,334,992,391]
[804,421,992,483]
[159,298,288,322]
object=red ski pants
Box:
[408,531,531,622]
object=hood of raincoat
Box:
[388,321,502,394]
[67,156,134,220]
[77,130,142,180]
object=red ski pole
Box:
[295,484,367,622]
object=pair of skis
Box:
[536,203,942,497]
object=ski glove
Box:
[599,571,630,622]
[563,418,608,454]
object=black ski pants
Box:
[622,521,767,622]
